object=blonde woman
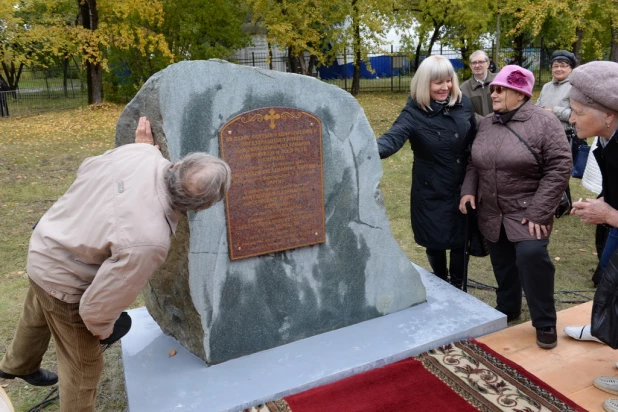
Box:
[377,55,477,289]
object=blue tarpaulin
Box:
[318,55,411,80]
[318,55,463,79]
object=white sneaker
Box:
[604,398,618,412]
[563,324,603,343]
[595,377,618,395]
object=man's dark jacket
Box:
[591,133,618,285]
[377,95,477,250]
[593,132,618,211]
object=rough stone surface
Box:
[115,59,426,364]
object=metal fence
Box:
[0,44,559,117]
[0,65,87,118]
[231,45,556,92]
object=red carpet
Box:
[246,339,585,412]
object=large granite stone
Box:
[115,59,426,365]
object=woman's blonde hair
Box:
[410,55,462,111]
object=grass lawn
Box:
[0,93,599,411]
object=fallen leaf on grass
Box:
[554,257,561,262]
[578,249,587,252]
[593,252,598,256]
[169,349,176,357]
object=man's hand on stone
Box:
[135,116,159,149]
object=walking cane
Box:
[462,201,474,293]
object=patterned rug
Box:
[245,339,585,412]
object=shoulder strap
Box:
[504,123,543,173]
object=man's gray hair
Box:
[165,153,232,212]
[470,50,489,62]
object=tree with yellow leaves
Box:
[390,0,493,75]
[247,0,392,95]
[247,0,341,75]
[500,0,618,63]
[0,0,172,104]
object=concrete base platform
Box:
[122,264,506,412]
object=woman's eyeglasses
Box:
[551,63,570,69]
[489,85,505,94]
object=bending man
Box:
[0,117,231,411]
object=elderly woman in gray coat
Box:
[459,65,572,350]
[537,50,578,205]
[537,50,577,132]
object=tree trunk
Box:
[426,20,442,59]
[351,0,361,96]
[572,26,583,63]
[514,32,524,67]
[287,46,298,73]
[298,52,308,75]
[414,36,424,72]
[89,63,103,103]
[79,0,103,104]
[351,45,361,95]
[611,19,618,62]
[63,58,69,97]
[307,55,316,76]
[1,61,24,90]
[460,43,470,80]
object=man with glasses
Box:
[461,50,497,122]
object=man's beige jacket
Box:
[27,144,179,339]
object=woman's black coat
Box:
[377,95,477,250]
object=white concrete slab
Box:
[122,264,506,412]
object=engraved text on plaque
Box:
[219,107,325,260]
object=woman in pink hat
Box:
[459,65,572,349]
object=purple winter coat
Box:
[461,100,572,243]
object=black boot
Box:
[426,249,449,283]
[536,326,557,349]
[0,368,58,386]
[449,248,465,290]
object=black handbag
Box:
[504,124,571,218]
[554,191,572,219]
[591,251,618,349]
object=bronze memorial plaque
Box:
[219,107,325,260]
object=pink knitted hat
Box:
[489,65,535,97]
